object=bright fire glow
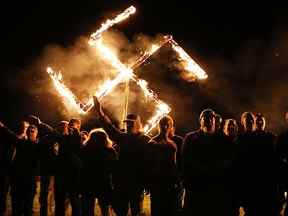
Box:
[171,39,207,80]
[88,37,171,133]
[47,67,85,114]
[137,79,171,134]
[47,5,208,134]
[89,6,136,44]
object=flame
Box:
[89,36,172,133]
[81,36,172,113]
[170,39,207,80]
[136,79,171,134]
[143,102,171,134]
[47,5,207,133]
[47,67,85,114]
[89,6,136,44]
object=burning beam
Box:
[136,79,171,133]
[88,36,172,133]
[47,67,85,114]
[89,6,136,43]
[47,5,208,134]
[170,39,208,80]
[81,36,173,113]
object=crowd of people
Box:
[0,96,288,216]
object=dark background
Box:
[1,1,288,135]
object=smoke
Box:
[13,25,288,135]
[17,30,177,130]
[184,32,288,133]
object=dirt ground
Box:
[4,181,284,216]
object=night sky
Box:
[1,1,288,134]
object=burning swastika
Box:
[47,5,207,134]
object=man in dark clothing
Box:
[26,115,54,138]
[277,111,288,215]
[81,129,118,216]
[25,115,54,216]
[39,121,69,216]
[0,123,40,216]
[235,112,255,212]
[0,120,29,215]
[215,113,223,135]
[148,115,178,216]
[223,118,239,215]
[92,96,150,216]
[239,113,279,215]
[54,119,82,216]
[158,116,184,215]
[182,109,235,216]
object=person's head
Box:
[18,121,29,134]
[87,128,112,149]
[26,115,41,126]
[241,112,254,133]
[223,119,238,138]
[284,111,288,125]
[199,109,216,134]
[26,125,38,142]
[80,131,89,145]
[159,115,174,138]
[123,114,142,134]
[254,113,266,131]
[215,114,223,132]
[68,118,81,131]
[56,121,69,135]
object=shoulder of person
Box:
[140,134,151,142]
[148,139,157,145]
[173,134,184,142]
[184,130,201,142]
[106,147,119,159]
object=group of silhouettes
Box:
[1,96,288,216]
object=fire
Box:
[170,39,207,80]
[47,67,85,114]
[89,6,136,43]
[47,5,208,134]
[88,37,172,133]
[136,79,171,134]
[143,102,171,134]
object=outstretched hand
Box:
[93,96,102,115]
[0,121,4,128]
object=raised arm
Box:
[0,121,18,145]
[91,96,124,143]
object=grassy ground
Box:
[4,181,151,216]
[4,182,284,216]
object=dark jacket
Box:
[148,137,178,189]
[81,145,118,193]
[182,130,235,216]
[101,120,150,191]
[0,126,40,176]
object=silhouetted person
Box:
[148,116,178,216]
[0,123,40,216]
[215,113,223,135]
[169,121,185,215]
[81,128,118,216]
[92,96,150,216]
[182,109,234,216]
[25,115,53,137]
[277,111,288,215]
[0,120,29,215]
[54,119,82,216]
[240,113,279,215]
[223,119,238,142]
[223,118,240,215]
[80,130,89,145]
[39,120,69,216]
